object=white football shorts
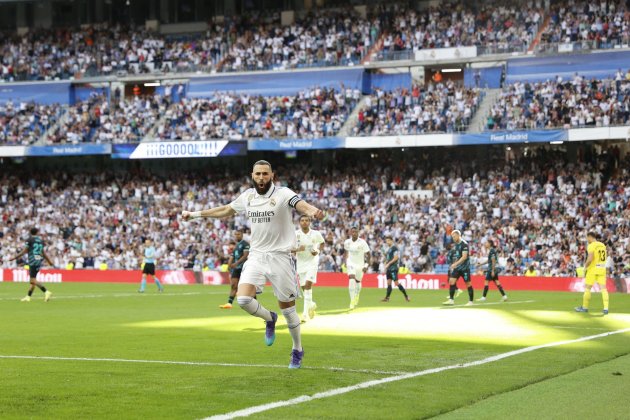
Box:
[240,251,300,302]
[297,265,318,286]
[347,263,365,281]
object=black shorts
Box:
[230,268,242,279]
[485,272,499,281]
[142,263,156,275]
[450,268,471,283]
[29,265,41,279]
[386,269,398,281]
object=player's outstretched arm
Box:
[182,205,236,221]
[43,250,54,267]
[9,247,28,262]
[295,200,325,220]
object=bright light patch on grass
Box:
[124,306,630,346]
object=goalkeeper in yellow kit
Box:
[575,232,609,315]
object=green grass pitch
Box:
[1,282,629,419]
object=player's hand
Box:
[229,263,235,269]
[313,209,325,220]
[181,210,192,221]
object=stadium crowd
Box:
[2,0,627,82]
[539,0,630,49]
[0,100,62,145]
[0,7,377,82]
[378,0,542,57]
[354,82,481,135]
[43,93,170,144]
[155,87,360,140]
[486,74,630,130]
[1,146,628,281]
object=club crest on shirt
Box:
[247,193,255,204]
[270,198,276,207]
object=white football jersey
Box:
[295,228,325,270]
[230,185,301,253]
[344,237,370,268]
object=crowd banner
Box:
[127,140,247,159]
[247,137,345,151]
[26,144,112,157]
[414,46,477,62]
[1,268,230,285]
[2,269,624,293]
[455,130,567,145]
[0,146,27,157]
[569,126,630,142]
[345,134,454,149]
[313,273,621,293]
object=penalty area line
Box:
[203,327,630,420]
[0,355,405,376]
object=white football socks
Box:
[237,296,273,322]
[304,289,313,314]
[282,306,302,351]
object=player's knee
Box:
[236,296,254,308]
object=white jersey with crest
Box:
[295,228,325,271]
[230,184,301,254]
[344,237,370,269]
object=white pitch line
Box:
[203,327,630,420]
[0,355,405,376]
[552,325,611,331]
[0,291,227,301]
[443,299,536,308]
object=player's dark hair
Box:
[299,214,311,221]
[385,235,393,240]
[30,227,38,235]
[587,231,598,239]
[253,160,272,171]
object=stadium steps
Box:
[337,95,369,137]
[142,110,169,142]
[528,15,551,53]
[467,88,501,133]
[37,106,69,145]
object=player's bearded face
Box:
[253,175,273,194]
[252,164,273,195]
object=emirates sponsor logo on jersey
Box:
[247,210,275,223]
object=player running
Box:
[295,215,324,322]
[182,160,324,369]
[476,240,507,302]
[220,229,250,309]
[575,232,609,315]
[443,230,474,306]
[10,227,54,302]
[381,236,410,302]
[344,225,371,310]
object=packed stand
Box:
[0,100,63,145]
[1,146,628,283]
[0,7,379,82]
[539,0,630,50]
[378,0,542,58]
[219,8,380,72]
[156,86,360,140]
[354,82,481,135]
[45,93,169,144]
[0,25,224,82]
[486,73,630,131]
